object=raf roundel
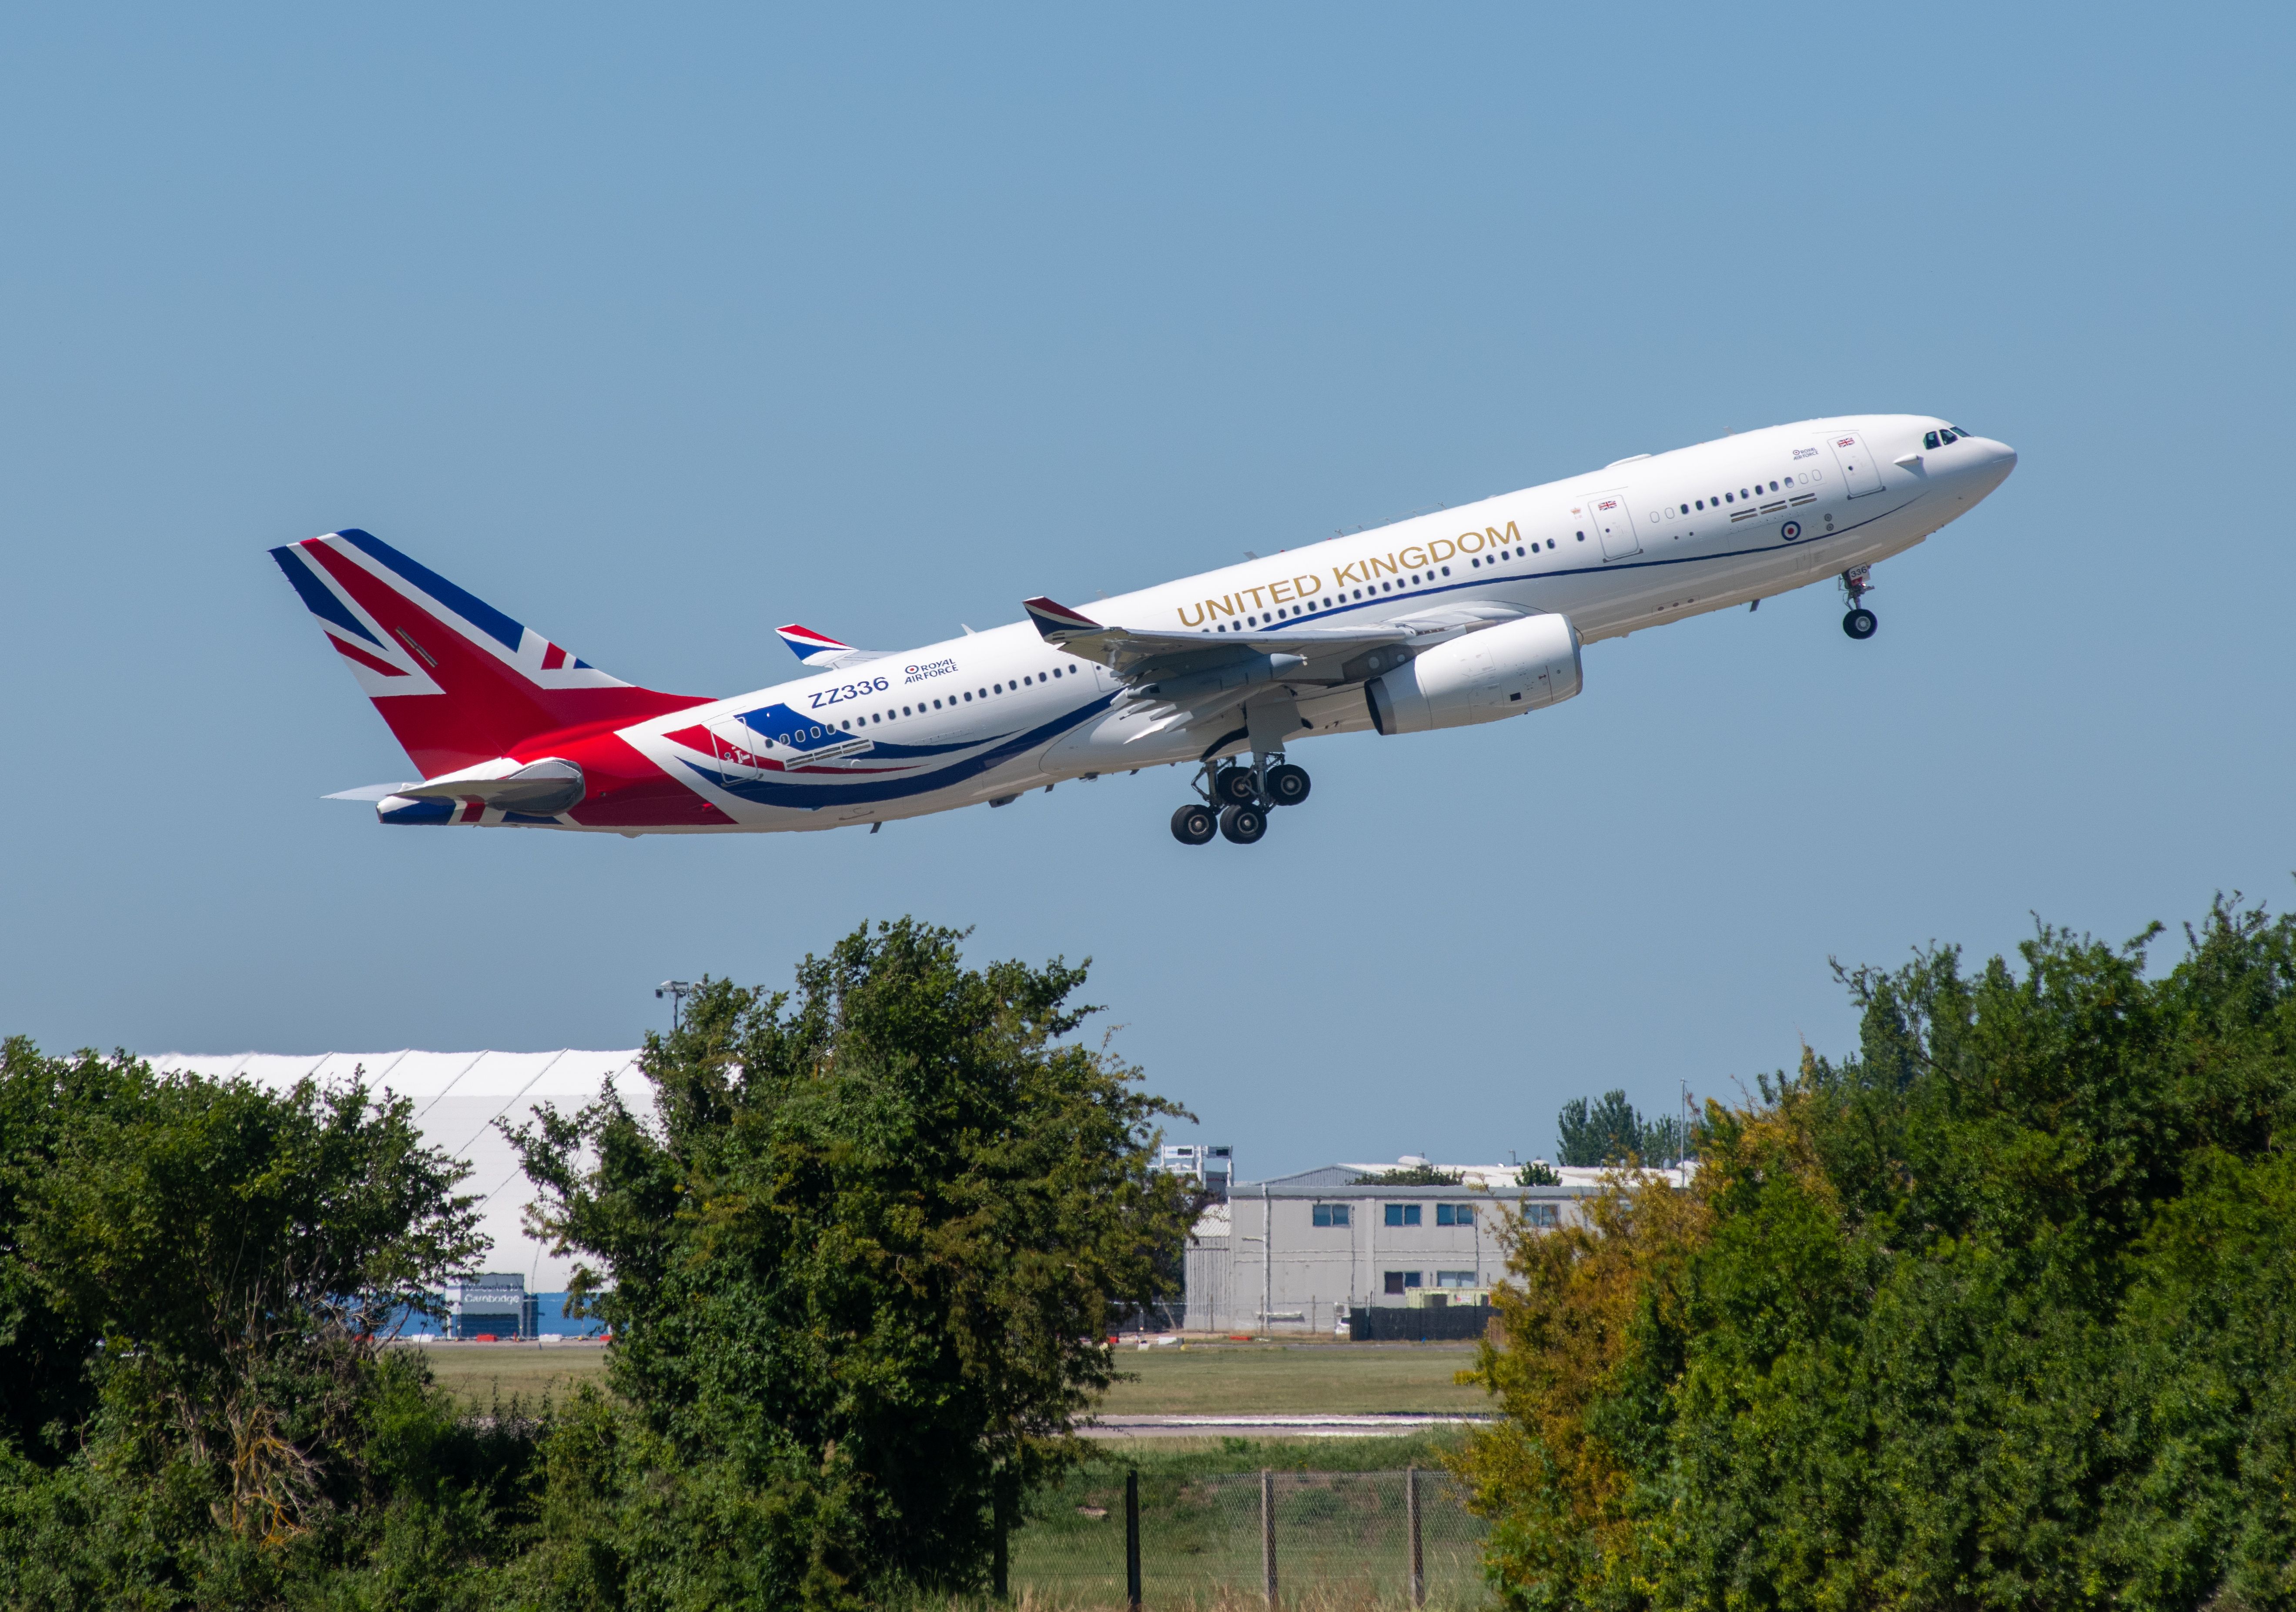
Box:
[1780,520,1803,541]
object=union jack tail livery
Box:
[272,530,718,828]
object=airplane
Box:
[272,413,2015,846]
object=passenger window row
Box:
[1663,473,1817,519]
[771,664,1078,745]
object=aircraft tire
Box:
[1171,804,1216,846]
[1265,763,1311,806]
[1218,804,1268,845]
[1216,767,1260,806]
[1843,608,1878,640]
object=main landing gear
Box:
[1219,803,1267,844]
[1170,803,1216,845]
[1840,565,1878,640]
[1170,758,1310,846]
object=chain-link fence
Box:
[1013,1468,1489,1609]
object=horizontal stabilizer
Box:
[388,756,587,814]
[324,782,418,802]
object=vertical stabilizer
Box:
[271,530,706,778]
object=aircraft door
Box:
[709,716,769,771]
[1586,490,1642,559]
[1825,431,1884,498]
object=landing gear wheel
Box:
[1216,767,1259,807]
[1265,763,1311,806]
[1843,608,1878,640]
[1170,803,1216,845]
[1218,803,1268,845]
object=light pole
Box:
[655,980,694,1032]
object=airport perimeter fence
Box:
[1345,1306,1492,1344]
[1013,1468,1491,1610]
[1113,1302,1195,1334]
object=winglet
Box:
[1022,596,1102,642]
[776,623,852,663]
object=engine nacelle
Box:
[1365,614,1582,736]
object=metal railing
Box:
[1014,1467,1488,1609]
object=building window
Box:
[1312,1203,1352,1228]
[1384,1203,1422,1227]
[1523,1203,1561,1229]
[1436,1271,1478,1288]
[1436,1203,1476,1226]
[1382,1271,1423,1295]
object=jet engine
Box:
[1365,613,1581,736]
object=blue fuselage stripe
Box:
[687,692,1118,810]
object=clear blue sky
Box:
[4,6,2289,1175]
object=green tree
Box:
[1514,1161,1563,1187]
[509,918,1195,1609]
[1463,900,2296,1612]
[1353,1164,1465,1186]
[0,1039,517,1608]
[1554,1090,1682,1167]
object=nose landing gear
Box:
[1839,565,1878,640]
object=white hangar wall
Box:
[149,1050,646,1291]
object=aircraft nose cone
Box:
[1964,436,2017,494]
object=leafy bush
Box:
[0,922,1197,1610]
[1352,1165,1464,1186]
[1553,1090,1684,1168]
[1459,900,2296,1612]
[509,919,1196,1608]
[0,1037,531,1609]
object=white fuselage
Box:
[619,414,2016,831]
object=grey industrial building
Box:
[1180,1160,1637,1334]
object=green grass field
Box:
[407,1349,1496,1607]
[1013,1434,1489,1609]
[1098,1344,1486,1415]
[414,1342,608,1409]
[413,1340,1489,1417]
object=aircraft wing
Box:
[776,623,896,670]
[1021,596,1415,676]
